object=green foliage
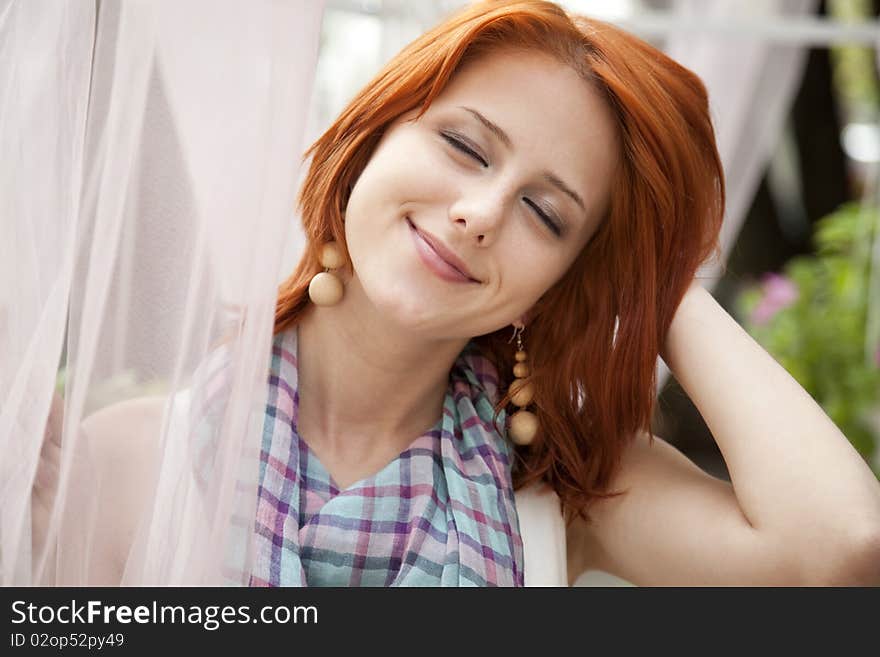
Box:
[735,203,880,476]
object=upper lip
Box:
[408,218,481,283]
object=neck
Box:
[295,279,470,457]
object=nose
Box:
[448,185,507,246]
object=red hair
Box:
[275,0,725,525]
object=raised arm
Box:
[568,283,880,586]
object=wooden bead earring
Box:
[307,240,345,306]
[507,324,538,446]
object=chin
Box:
[367,281,444,332]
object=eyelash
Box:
[439,131,563,237]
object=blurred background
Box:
[302,0,880,585]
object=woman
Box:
[35,0,880,586]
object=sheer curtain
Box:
[0,0,324,585]
[0,0,96,586]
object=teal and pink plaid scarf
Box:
[247,326,524,586]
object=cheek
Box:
[484,235,583,333]
[343,134,454,259]
[495,249,572,313]
[351,131,446,199]
[508,245,565,292]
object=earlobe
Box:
[513,308,534,329]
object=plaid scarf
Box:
[247,326,524,586]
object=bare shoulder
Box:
[566,430,793,586]
[75,396,166,584]
[81,396,166,460]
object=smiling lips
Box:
[407,218,481,284]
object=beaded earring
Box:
[507,324,538,446]
[307,240,345,306]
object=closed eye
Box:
[522,197,562,236]
[440,131,488,168]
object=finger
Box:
[43,392,65,449]
[34,457,60,492]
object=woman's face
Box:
[344,47,619,340]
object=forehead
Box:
[427,48,620,230]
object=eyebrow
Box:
[458,106,587,215]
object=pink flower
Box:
[750,273,799,326]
